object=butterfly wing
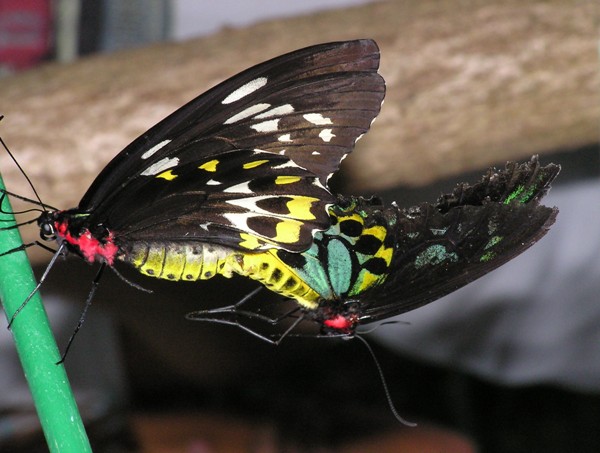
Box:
[74,40,384,253]
[107,150,332,251]
[79,39,385,213]
[356,156,560,323]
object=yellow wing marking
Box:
[285,196,318,221]
[238,232,265,250]
[273,219,303,244]
[243,159,269,169]
[156,169,178,180]
[274,176,301,185]
[199,159,219,172]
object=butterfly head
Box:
[37,210,58,241]
[314,298,362,335]
[37,210,119,265]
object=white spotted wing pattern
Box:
[74,40,385,253]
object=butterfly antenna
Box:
[356,319,411,335]
[57,262,106,364]
[0,190,41,219]
[0,134,49,211]
[0,189,57,211]
[353,335,417,427]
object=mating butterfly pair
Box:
[1,39,558,343]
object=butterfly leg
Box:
[57,262,106,364]
[186,286,305,345]
[108,265,153,293]
[0,240,57,258]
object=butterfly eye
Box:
[40,222,56,241]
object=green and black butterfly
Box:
[0,40,385,322]
[187,156,559,340]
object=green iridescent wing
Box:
[275,195,395,301]
[340,156,560,326]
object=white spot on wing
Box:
[279,149,286,155]
[141,140,171,159]
[223,212,250,231]
[206,179,221,185]
[222,77,268,104]
[223,181,253,193]
[312,151,320,155]
[254,104,294,119]
[312,178,328,191]
[324,152,348,183]
[141,157,179,176]
[278,133,292,142]
[354,133,364,143]
[250,119,279,132]
[224,103,270,124]
[226,195,298,218]
[226,196,269,214]
[303,113,332,125]
[319,129,335,142]
[273,160,304,170]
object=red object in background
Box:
[0,0,52,72]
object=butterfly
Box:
[0,40,385,323]
[187,156,560,341]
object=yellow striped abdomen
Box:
[228,250,321,310]
[123,242,238,281]
[122,241,321,309]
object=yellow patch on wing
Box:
[363,225,386,242]
[273,219,303,243]
[238,232,264,250]
[377,246,393,266]
[285,196,318,220]
[199,159,219,172]
[156,169,178,180]
[355,269,384,293]
[274,175,301,185]
[242,159,269,169]
[344,212,365,224]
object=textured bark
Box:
[0,0,597,264]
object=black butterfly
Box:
[187,156,559,340]
[0,40,385,353]
[1,39,384,292]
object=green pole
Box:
[0,174,92,452]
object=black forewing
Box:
[78,39,385,215]
[93,149,334,252]
[356,157,560,323]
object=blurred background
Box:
[0,0,598,452]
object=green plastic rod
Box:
[0,174,92,452]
